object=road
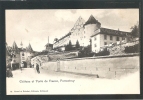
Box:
[9,68,98,79]
[6,68,140,94]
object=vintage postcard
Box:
[6,9,140,95]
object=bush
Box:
[124,43,139,53]
[95,48,110,56]
[78,46,93,58]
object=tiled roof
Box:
[91,27,130,37]
[84,15,101,26]
[100,28,129,36]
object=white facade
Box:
[91,32,127,53]
[91,34,101,53]
[70,27,84,46]
[20,51,34,62]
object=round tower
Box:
[83,15,101,46]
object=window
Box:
[110,36,113,40]
[94,37,96,41]
[104,42,107,45]
[104,35,106,40]
[94,44,96,47]
[22,53,24,56]
[116,37,119,41]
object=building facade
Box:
[6,41,35,69]
[45,43,53,51]
[91,28,128,52]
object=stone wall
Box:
[42,54,139,79]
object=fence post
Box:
[56,59,60,72]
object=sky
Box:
[6,9,139,51]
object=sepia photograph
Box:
[5,9,140,95]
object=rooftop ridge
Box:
[100,27,130,33]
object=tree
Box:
[130,23,139,38]
[76,40,80,49]
[65,41,73,51]
[65,44,69,51]
[54,38,58,43]
[68,40,72,50]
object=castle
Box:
[53,15,129,53]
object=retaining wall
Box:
[42,54,139,78]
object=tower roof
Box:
[26,43,33,52]
[84,15,101,26]
[20,41,23,46]
[12,41,19,52]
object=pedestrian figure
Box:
[6,63,13,78]
[20,62,24,73]
[36,63,40,74]
[56,59,60,72]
